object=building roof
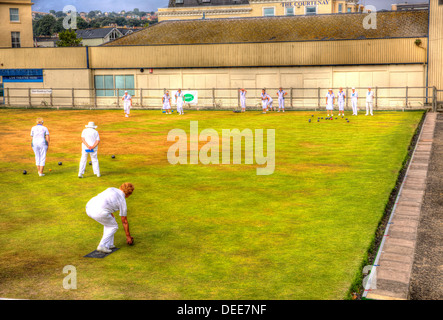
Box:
[117,28,134,36]
[168,0,249,8]
[104,10,429,47]
[76,28,122,40]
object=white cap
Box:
[352,87,355,89]
[85,122,97,129]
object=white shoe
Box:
[97,174,101,177]
[109,245,116,249]
[125,115,128,118]
[39,173,45,177]
[78,174,83,178]
[97,246,112,253]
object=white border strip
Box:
[362,112,429,298]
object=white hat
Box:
[85,122,97,129]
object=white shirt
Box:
[81,128,100,151]
[176,92,184,104]
[326,92,335,105]
[163,94,171,105]
[351,91,359,101]
[266,94,273,102]
[337,91,346,103]
[87,188,128,217]
[261,93,268,101]
[366,91,375,103]
[277,90,286,100]
[123,94,132,101]
[240,91,246,100]
[30,124,49,146]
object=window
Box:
[176,0,184,3]
[109,30,120,42]
[263,7,275,17]
[95,75,135,97]
[286,7,295,16]
[347,8,352,13]
[115,75,135,97]
[338,4,343,13]
[306,6,317,15]
[10,8,19,22]
[202,0,211,2]
[439,0,443,5]
[11,32,21,48]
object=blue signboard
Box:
[0,69,44,82]
[0,69,43,77]
[3,75,44,83]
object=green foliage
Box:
[34,14,57,36]
[56,29,82,47]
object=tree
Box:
[116,17,126,26]
[55,11,65,18]
[49,10,56,15]
[57,29,82,47]
[35,14,57,36]
[54,17,65,34]
[76,16,89,29]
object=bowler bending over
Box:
[86,183,135,253]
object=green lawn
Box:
[0,109,423,300]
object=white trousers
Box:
[278,99,285,109]
[262,100,268,110]
[79,149,100,176]
[32,144,48,166]
[177,102,184,114]
[366,102,374,115]
[124,102,131,114]
[240,99,246,109]
[352,100,358,115]
[338,101,345,111]
[86,206,118,249]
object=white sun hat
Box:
[85,122,97,129]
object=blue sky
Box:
[32,1,398,13]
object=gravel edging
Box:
[349,110,427,300]
[409,113,443,300]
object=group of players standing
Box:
[121,87,376,116]
[243,87,375,116]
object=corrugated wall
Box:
[428,0,443,99]
[89,38,428,69]
[0,47,88,69]
[0,38,427,70]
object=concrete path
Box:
[366,112,437,300]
